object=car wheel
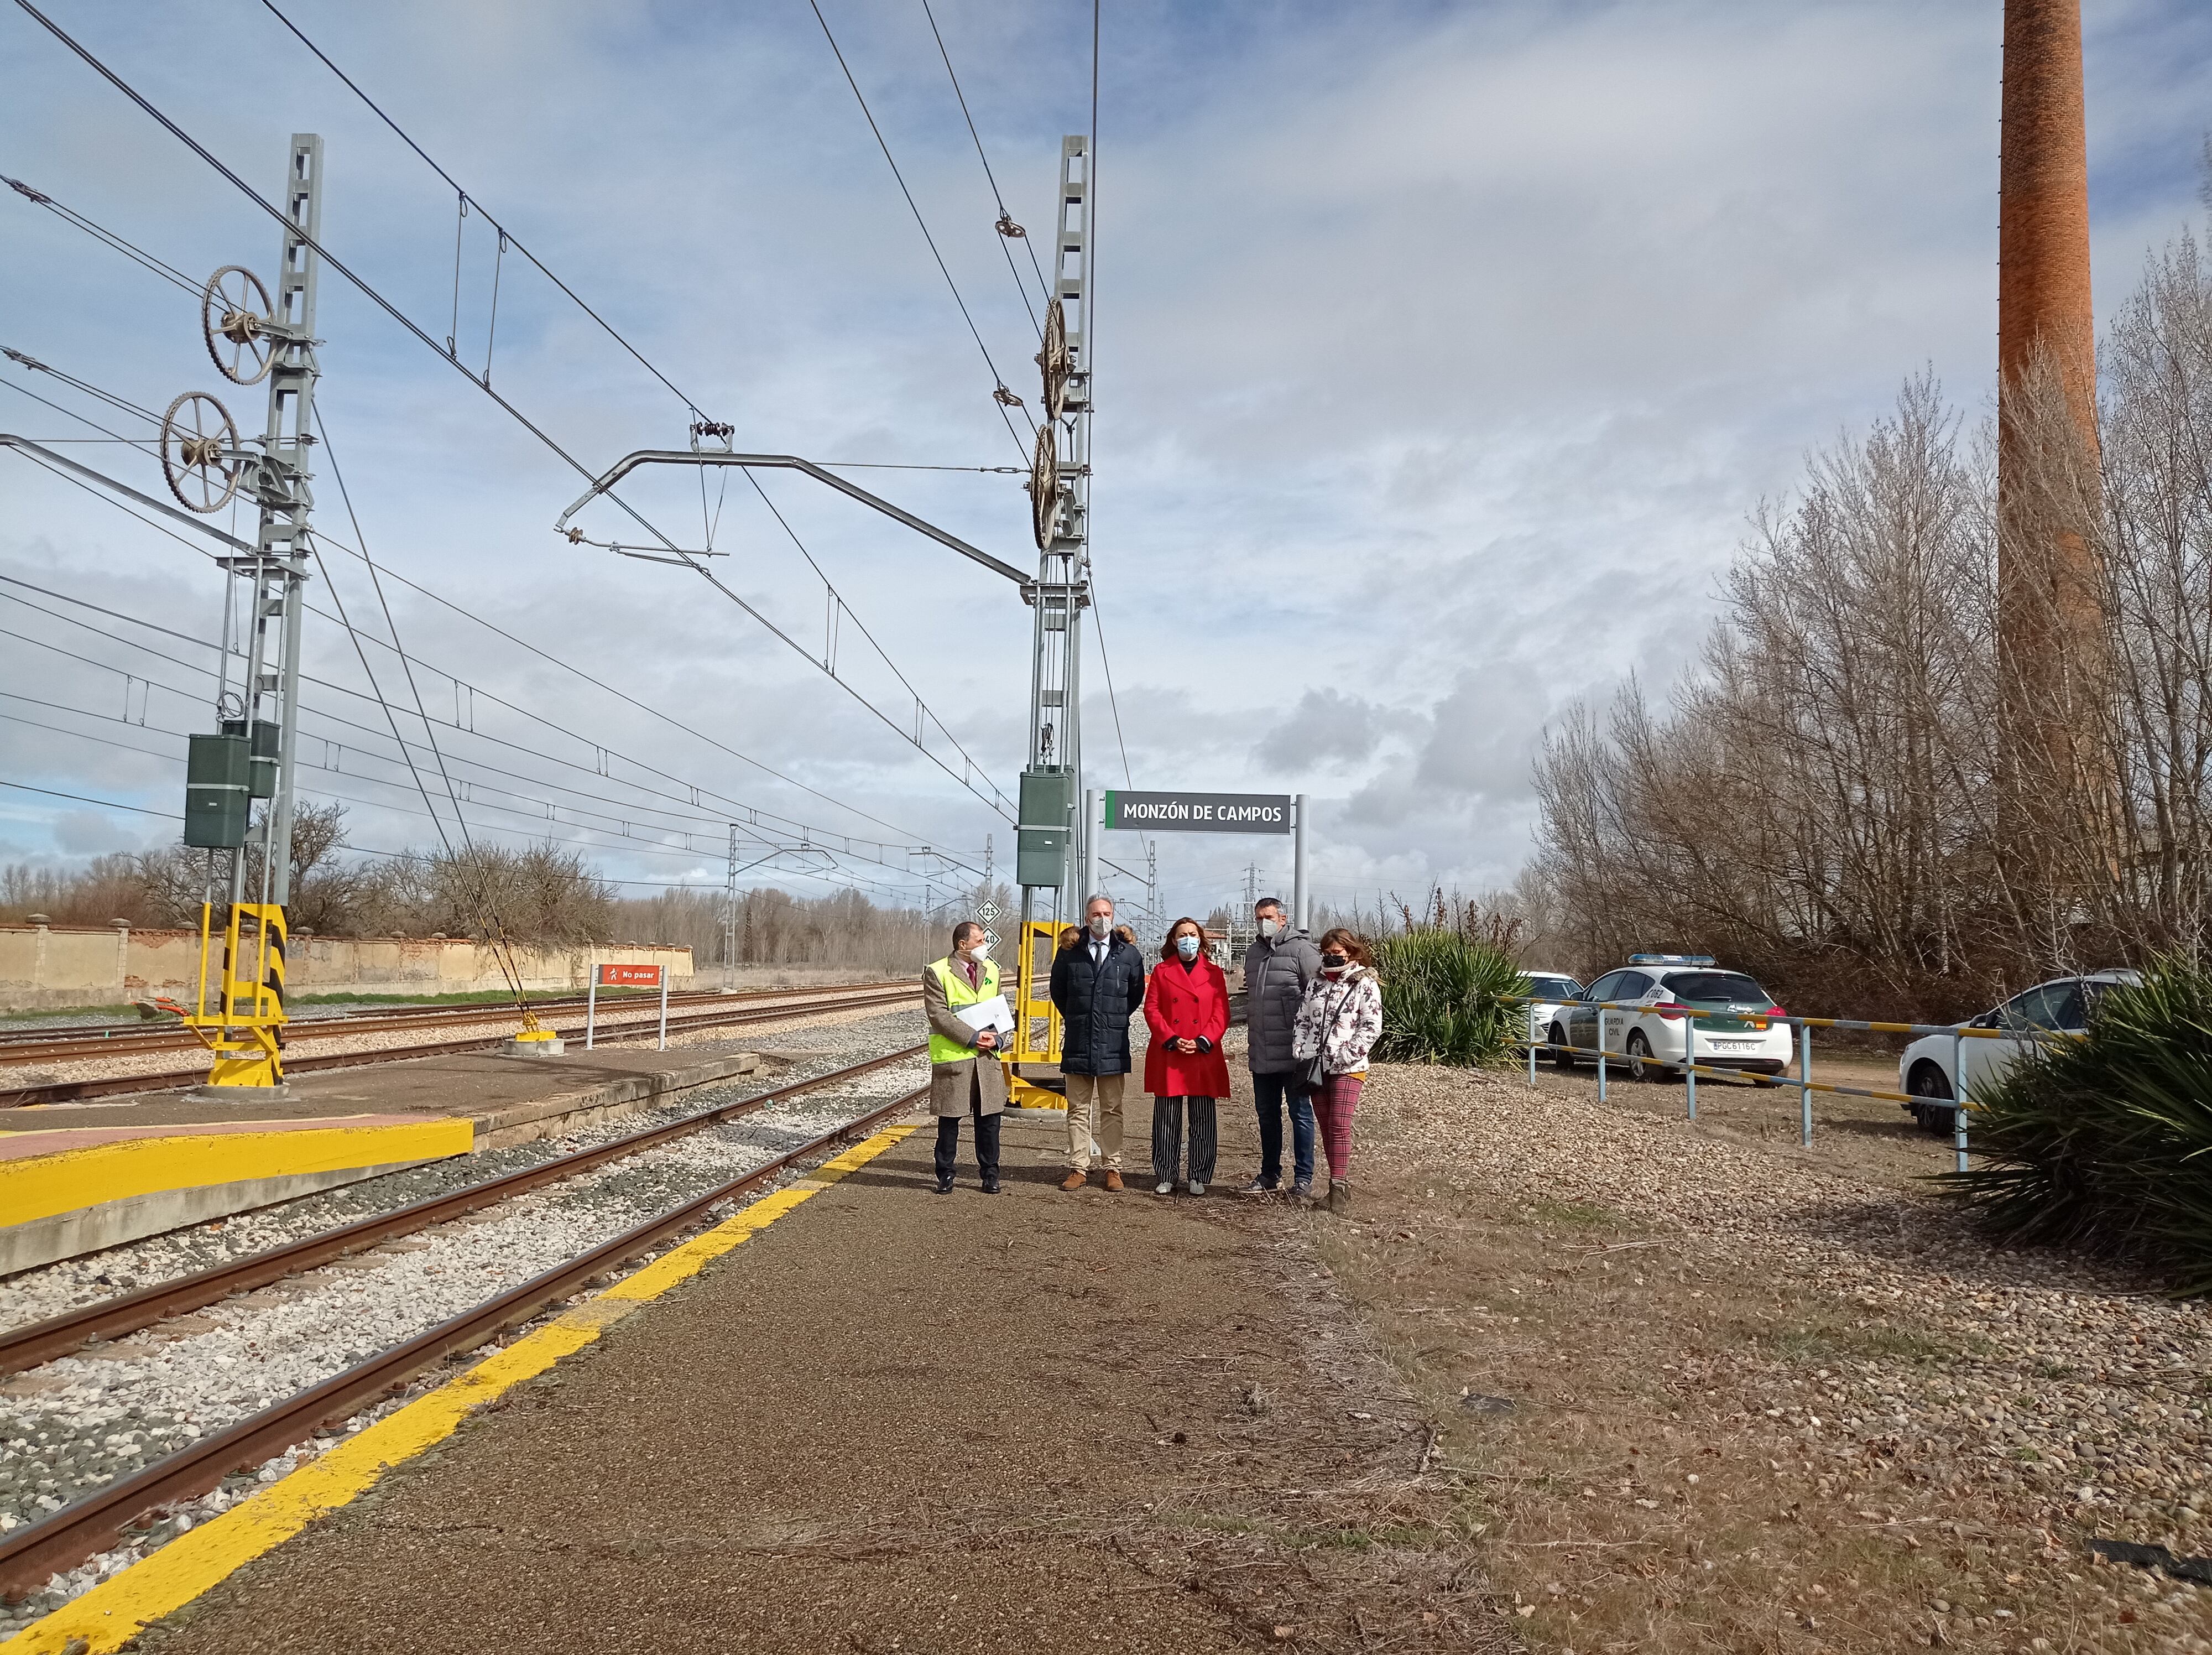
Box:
[1907,1062,1955,1133]
[1626,1031,1666,1082]
[1548,1024,1574,1069]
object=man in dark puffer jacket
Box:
[1239,897,1321,1196]
[1050,893,1147,1191]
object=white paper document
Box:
[954,993,1015,1036]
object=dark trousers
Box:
[1150,1095,1218,1185]
[1251,1070,1316,1188]
[933,1099,1001,1183]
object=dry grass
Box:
[1312,1061,2212,1654]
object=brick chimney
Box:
[1996,0,2106,871]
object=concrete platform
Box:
[45,1089,1474,1655]
[0,1042,782,1275]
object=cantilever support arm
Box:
[1,435,255,553]
[552,450,1030,586]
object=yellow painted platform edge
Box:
[0,1120,477,1230]
[2,1121,920,1654]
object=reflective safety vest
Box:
[927,955,1000,1065]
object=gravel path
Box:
[1332,1061,2212,1653]
[0,1017,928,1635]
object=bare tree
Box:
[1533,233,2212,1017]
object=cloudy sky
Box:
[2,0,2207,928]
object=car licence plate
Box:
[1713,1039,1758,1050]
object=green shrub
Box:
[1370,929,1524,1067]
[1941,955,2212,1296]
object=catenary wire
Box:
[254,1,713,424]
[916,0,1051,328]
[0,578,963,882]
[2,372,973,860]
[7,7,1016,833]
[807,0,1034,454]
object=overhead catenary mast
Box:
[167,133,327,1094]
[1014,134,1093,935]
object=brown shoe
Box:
[1060,1170,1088,1192]
[1104,1170,1125,1193]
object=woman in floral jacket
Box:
[1291,928,1383,1214]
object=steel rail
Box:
[0,980,894,1063]
[0,984,918,1108]
[0,1044,926,1376]
[0,1078,930,1595]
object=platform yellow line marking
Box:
[0,1118,475,1229]
[2,1121,920,1654]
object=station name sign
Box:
[1104,790,1292,835]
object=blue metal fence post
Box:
[1798,1022,1813,1147]
[1683,1008,1697,1120]
[1953,1028,1970,1172]
[1596,1006,1608,1102]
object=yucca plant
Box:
[1940,955,2212,1296]
[1370,929,1524,1068]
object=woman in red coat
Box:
[1143,915,1232,1196]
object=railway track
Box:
[0,1056,931,1596]
[0,981,919,1108]
[0,979,896,1063]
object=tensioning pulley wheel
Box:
[201,266,276,386]
[1036,298,1070,423]
[1026,419,1060,550]
[160,391,242,514]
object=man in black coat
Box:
[1050,893,1147,1191]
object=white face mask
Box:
[1176,934,1201,960]
[1088,914,1112,938]
[967,940,990,962]
[1257,917,1280,939]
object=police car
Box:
[1547,954,1793,1081]
[1516,970,1584,1044]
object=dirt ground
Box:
[1323,1058,2212,1655]
[132,1080,1507,1655]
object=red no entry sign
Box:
[598,962,664,988]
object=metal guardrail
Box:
[1504,996,2033,1171]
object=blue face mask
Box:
[1176,935,1201,960]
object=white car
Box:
[1897,969,2140,1132]
[1547,954,1792,1080]
[1517,970,1584,1044]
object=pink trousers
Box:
[1313,1072,1364,1181]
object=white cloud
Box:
[1,0,2205,917]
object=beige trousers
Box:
[1061,1071,1126,1169]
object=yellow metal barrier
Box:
[178,898,290,1090]
[1003,918,1066,1109]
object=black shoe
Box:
[935,1177,954,1194]
[980,1177,1001,1194]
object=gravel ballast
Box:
[0,1014,928,1637]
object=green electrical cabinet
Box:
[185,732,252,849]
[1016,768,1074,889]
[222,717,280,799]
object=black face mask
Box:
[1321,952,1347,969]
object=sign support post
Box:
[1293,794,1310,932]
[1081,788,1099,907]
[658,969,670,1052]
[586,951,598,1051]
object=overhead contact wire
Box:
[807,0,1034,456]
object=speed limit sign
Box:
[983,927,1000,950]
[977,899,1000,923]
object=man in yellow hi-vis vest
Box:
[923,920,1010,1193]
